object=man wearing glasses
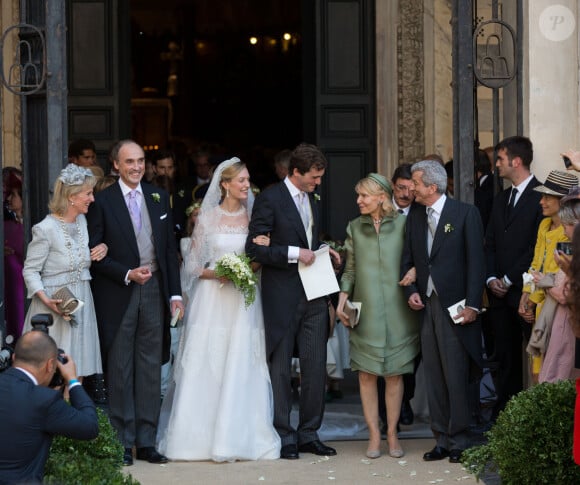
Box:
[391,163,415,215]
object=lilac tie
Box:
[127,190,142,233]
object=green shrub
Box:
[463,380,580,484]
[44,407,139,485]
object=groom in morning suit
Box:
[484,136,543,420]
[246,143,340,460]
[87,140,184,466]
[400,160,485,463]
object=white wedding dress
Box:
[157,206,280,461]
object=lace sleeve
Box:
[181,214,211,296]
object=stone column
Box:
[525,1,579,181]
[375,0,399,177]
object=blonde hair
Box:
[95,175,117,193]
[49,176,96,215]
[219,161,246,198]
[355,177,395,216]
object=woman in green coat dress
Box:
[336,173,420,460]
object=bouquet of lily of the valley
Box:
[214,253,258,308]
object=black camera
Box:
[564,156,572,169]
[31,313,55,333]
[30,313,68,387]
[557,241,573,256]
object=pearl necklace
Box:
[373,217,382,225]
[57,215,85,284]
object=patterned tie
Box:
[427,207,437,254]
[507,187,518,217]
[127,190,142,233]
[426,207,437,296]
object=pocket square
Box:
[160,213,167,220]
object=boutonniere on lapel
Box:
[178,189,185,198]
[251,187,261,195]
[314,194,321,202]
[151,193,161,203]
[444,223,454,233]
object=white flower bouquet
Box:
[214,253,258,308]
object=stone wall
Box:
[0,0,22,168]
[525,1,579,182]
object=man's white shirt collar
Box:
[512,173,534,193]
[118,179,143,198]
[15,367,38,385]
[284,177,302,198]
[427,194,447,216]
[392,198,410,216]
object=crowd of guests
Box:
[4,133,580,483]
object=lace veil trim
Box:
[181,157,254,295]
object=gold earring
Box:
[226,188,230,198]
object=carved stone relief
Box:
[397,0,425,163]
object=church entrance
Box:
[129,0,303,188]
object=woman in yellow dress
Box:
[519,170,578,379]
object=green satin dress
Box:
[340,213,420,376]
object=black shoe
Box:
[298,440,337,456]
[123,448,133,466]
[449,449,463,463]
[423,445,450,461]
[280,444,299,459]
[399,400,414,425]
[136,447,168,464]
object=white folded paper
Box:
[447,299,466,324]
[522,272,535,293]
[298,245,340,301]
[170,308,181,327]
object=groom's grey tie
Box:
[298,192,310,230]
[426,206,437,296]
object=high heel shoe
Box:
[366,449,381,459]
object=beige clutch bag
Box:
[52,287,84,316]
[344,300,362,328]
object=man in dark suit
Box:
[401,159,485,463]
[474,148,495,231]
[87,140,184,466]
[150,149,192,242]
[246,143,339,460]
[484,136,543,420]
[0,331,98,484]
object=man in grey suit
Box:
[87,140,184,466]
[401,160,485,464]
[246,143,339,460]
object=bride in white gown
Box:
[157,158,281,461]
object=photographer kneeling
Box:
[0,330,98,485]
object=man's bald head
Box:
[14,331,58,369]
